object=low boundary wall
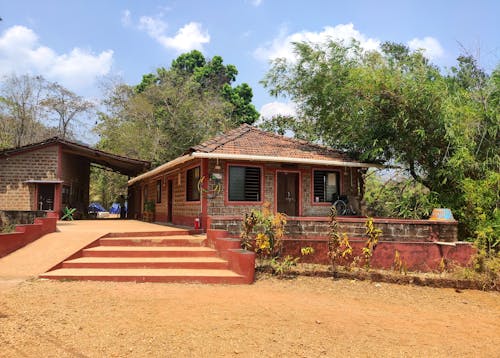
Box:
[206,229,255,283]
[208,216,458,242]
[207,216,472,272]
[0,210,48,226]
[0,212,58,258]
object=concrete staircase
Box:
[40,230,255,284]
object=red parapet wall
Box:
[283,239,475,272]
[0,212,58,258]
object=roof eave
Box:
[127,151,383,186]
[191,152,383,168]
[127,154,194,186]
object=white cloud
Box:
[138,15,210,52]
[121,9,132,27]
[0,25,113,90]
[255,24,446,63]
[138,16,167,38]
[259,101,296,119]
[407,36,444,60]
[251,0,263,6]
[254,23,380,62]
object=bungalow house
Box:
[127,125,469,272]
[0,137,150,218]
[128,124,380,231]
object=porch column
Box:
[53,183,62,217]
[201,158,209,229]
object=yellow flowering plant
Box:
[240,201,287,259]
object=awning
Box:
[60,142,150,176]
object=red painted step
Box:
[99,235,206,247]
[40,230,255,284]
[102,230,201,238]
[82,246,218,258]
[62,257,229,270]
[40,268,247,284]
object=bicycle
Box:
[331,194,357,216]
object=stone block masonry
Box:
[209,216,458,243]
[0,210,47,226]
[0,145,58,210]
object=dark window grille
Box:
[313,170,339,203]
[228,166,261,202]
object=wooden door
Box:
[38,184,55,210]
[277,172,299,216]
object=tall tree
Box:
[42,82,94,139]
[0,74,93,148]
[262,40,499,247]
[95,69,233,166]
[0,74,48,147]
[140,51,259,125]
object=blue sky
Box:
[1,0,499,126]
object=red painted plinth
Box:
[206,229,255,283]
[225,249,256,284]
[283,239,475,272]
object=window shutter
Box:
[313,170,339,202]
[313,171,326,202]
[244,167,261,201]
[228,166,261,202]
[186,167,200,201]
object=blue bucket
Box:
[429,208,455,221]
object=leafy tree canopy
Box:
[96,70,231,167]
[136,50,258,125]
[261,40,499,248]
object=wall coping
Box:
[208,215,458,226]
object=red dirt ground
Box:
[0,276,499,357]
[1,220,498,356]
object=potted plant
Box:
[143,200,155,222]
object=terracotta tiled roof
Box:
[190,124,353,162]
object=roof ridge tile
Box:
[188,123,356,162]
[245,125,348,157]
[191,124,253,153]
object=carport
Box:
[0,137,150,216]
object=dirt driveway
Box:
[0,276,498,357]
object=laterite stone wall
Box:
[0,145,58,211]
[209,217,458,242]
